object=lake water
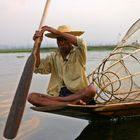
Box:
[0,51,140,140]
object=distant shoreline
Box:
[0,45,115,53]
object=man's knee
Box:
[27,92,37,103]
[86,84,97,97]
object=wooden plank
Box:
[68,101,140,117]
[93,101,140,112]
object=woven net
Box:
[88,19,140,104]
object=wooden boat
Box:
[31,101,140,121]
[30,20,140,122]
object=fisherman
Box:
[28,25,97,107]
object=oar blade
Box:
[3,54,35,139]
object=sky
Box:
[0,0,140,49]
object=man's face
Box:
[57,37,73,54]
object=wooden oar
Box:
[3,0,51,139]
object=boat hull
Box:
[31,101,140,121]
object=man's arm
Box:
[33,30,44,67]
[41,26,78,46]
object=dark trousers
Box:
[59,87,73,97]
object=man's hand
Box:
[33,30,44,41]
[41,26,59,35]
[33,26,58,41]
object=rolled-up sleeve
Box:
[34,55,52,74]
[77,37,87,49]
[76,37,87,64]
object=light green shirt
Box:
[34,37,88,96]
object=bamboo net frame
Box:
[88,19,140,104]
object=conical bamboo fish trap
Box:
[88,19,140,104]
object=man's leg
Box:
[28,84,97,106]
[28,93,80,107]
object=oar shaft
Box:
[39,0,51,30]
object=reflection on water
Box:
[1,51,140,140]
[1,51,105,140]
[76,118,140,140]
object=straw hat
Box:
[45,25,84,38]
